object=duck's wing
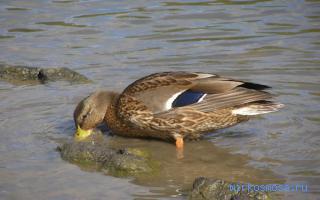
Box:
[184,87,273,113]
[120,71,269,113]
[117,71,271,130]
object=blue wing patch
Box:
[172,90,206,107]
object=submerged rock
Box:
[0,64,91,84]
[57,132,159,178]
[189,177,272,200]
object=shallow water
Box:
[0,0,319,199]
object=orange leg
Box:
[175,137,184,149]
[174,134,184,159]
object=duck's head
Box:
[73,90,117,141]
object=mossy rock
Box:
[103,148,159,177]
[0,64,91,84]
[57,133,160,178]
[189,177,272,200]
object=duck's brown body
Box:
[74,71,283,145]
[105,94,248,141]
[104,95,148,138]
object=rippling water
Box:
[0,0,319,199]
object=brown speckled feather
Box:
[112,72,276,141]
[188,87,273,112]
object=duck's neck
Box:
[104,93,134,136]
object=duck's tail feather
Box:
[232,101,284,116]
[240,82,271,90]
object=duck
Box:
[73,71,283,151]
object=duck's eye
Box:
[82,113,89,120]
[81,110,92,120]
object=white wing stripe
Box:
[164,91,185,110]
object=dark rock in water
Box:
[189,177,272,200]
[0,64,91,84]
[57,131,159,178]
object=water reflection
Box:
[93,135,284,198]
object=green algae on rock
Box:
[103,148,159,177]
[0,64,91,84]
[57,132,159,178]
[189,177,272,200]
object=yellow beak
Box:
[74,125,92,141]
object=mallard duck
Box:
[74,71,283,150]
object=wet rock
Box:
[105,148,157,177]
[57,131,159,178]
[0,64,91,84]
[189,177,271,200]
